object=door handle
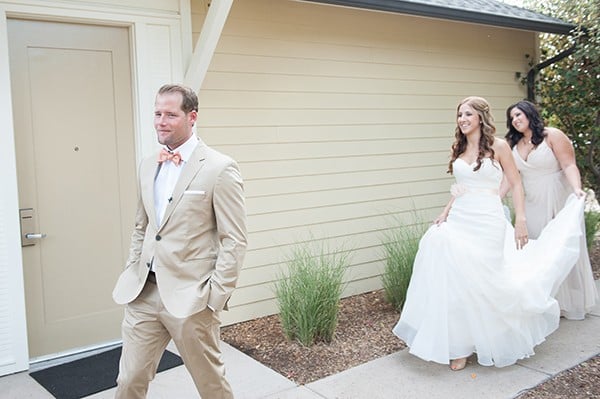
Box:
[20,208,45,247]
[25,233,47,240]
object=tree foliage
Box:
[525,0,600,192]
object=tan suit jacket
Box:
[113,139,247,318]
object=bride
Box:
[392,96,584,370]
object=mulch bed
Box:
[222,238,600,396]
[222,290,403,385]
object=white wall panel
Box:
[0,10,29,377]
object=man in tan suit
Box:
[112,84,247,398]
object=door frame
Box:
[0,0,186,375]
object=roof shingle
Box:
[301,0,575,34]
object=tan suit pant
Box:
[115,279,233,399]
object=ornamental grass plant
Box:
[381,214,427,311]
[274,241,350,346]
[584,210,600,248]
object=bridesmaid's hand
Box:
[573,188,586,198]
[514,220,528,250]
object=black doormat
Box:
[29,346,183,399]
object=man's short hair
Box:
[157,84,199,113]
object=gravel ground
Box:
[221,238,600,397]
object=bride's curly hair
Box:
[448,96,496,174]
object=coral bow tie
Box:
[158,148,182,166]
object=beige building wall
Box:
[190,0,534,324]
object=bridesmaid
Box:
[503,100,598,320]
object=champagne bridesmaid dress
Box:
[513,140,598,320]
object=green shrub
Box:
[584,210,600,248]
[380,215,427,311]
[274,241,350,346]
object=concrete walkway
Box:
[2,280,599,399]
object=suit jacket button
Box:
[155,234,161,241]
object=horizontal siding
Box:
[203,73,522,96]
[191,0,535,325]
[201,124,448,145]
[207,53,518,82]
[221,138,450,164]
[213,33,526,70]
[244,168,447,210]
[199,109,455,126]
[246,192,446,250]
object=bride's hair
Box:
[448,96,496,174]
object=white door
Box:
[8,18,137,359]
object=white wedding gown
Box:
[392,157,584,367]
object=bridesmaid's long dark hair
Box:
[505,100,545,148]
[448,96,496,175]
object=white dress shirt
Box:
[154,134,199,226]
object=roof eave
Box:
[300,0,576,35]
